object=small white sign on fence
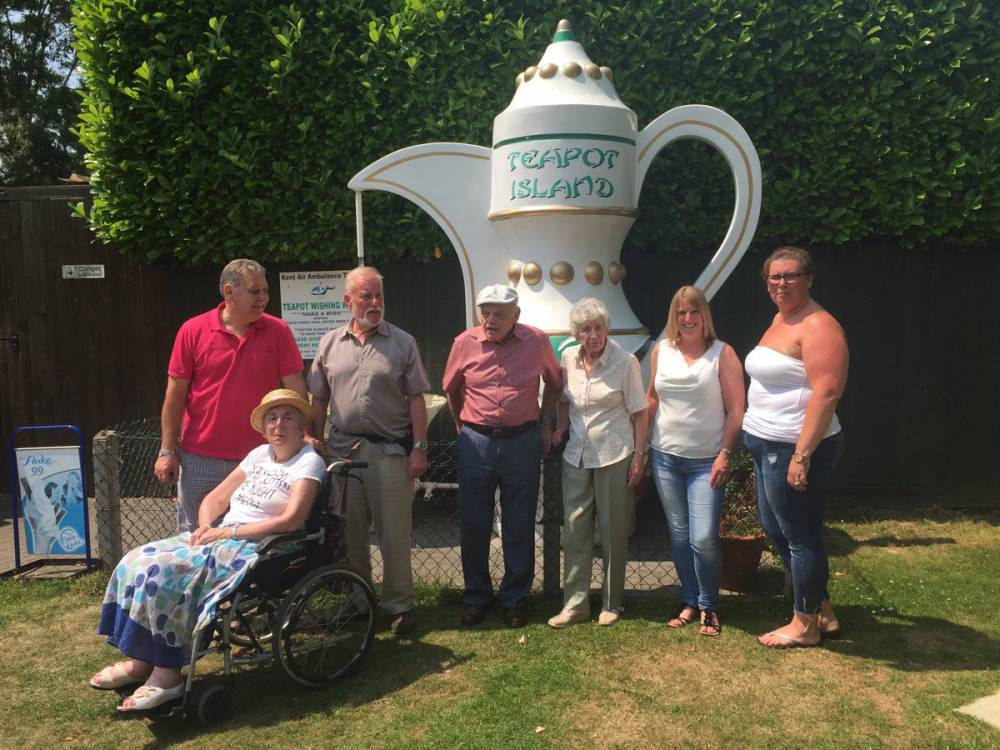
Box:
[62,264,105,279]
[279,270,353,359]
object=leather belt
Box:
[463,421,536,439]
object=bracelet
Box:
[231,525,239,540]
[720,447,732,455]
[157,448,177,457]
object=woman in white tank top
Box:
[743,246,848,649]
[646,286,745,636]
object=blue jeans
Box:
[743,431,845,614]
[650,450,723,611]
[456,424,542,608]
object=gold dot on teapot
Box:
[600,66,614,83]
[539,63,558,79]
[608,261,624,284]
[523,262,543,286]
[561,61,582,78]
[549,261,574,285]
[507,261,523,284]
[515,72,524,88]
[585,63,601,79]
[584,262,604,285]
[524,66,537,81]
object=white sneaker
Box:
[598,610,620,626]
[547,609,589,629]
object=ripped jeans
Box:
[742,430,845,614]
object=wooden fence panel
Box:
[2,185,997,502]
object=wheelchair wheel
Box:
[226,594,276,649]
[274,565,376,687]
[194,683,232,725]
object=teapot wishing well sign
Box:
[349,19,761,355]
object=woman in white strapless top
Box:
[743,247,848,649]
[646,286,745,637]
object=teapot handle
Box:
[635,105,762,300]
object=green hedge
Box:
[72,0,1000,264]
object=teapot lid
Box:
[502,19,632,113]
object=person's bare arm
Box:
[789,313,849,490]
[154,376,189,485]
[710,344,746,489]
[191,475,319,545]
[194,467,246,529]
[644,341,662,444]
[281,371,308,399]
[408,393,429,479]
[627,407,650,489]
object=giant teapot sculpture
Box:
[350,19,761,355]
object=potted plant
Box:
[719,445,766,591]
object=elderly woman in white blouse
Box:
[548,298,648,628]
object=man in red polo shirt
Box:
[443,284,562,628]
[153,259,306,531]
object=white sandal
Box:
[117,682,184,712]
[90,661,144,690]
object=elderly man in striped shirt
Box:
[443,284,562,628]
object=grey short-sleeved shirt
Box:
[308,320,431,458]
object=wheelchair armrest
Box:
[256,530,322,555]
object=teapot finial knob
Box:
[553,19,575,42]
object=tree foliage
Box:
[72,0,1000,265]
[0,0,83,185]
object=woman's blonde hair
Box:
[665,285,717,346]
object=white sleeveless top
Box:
[650,339,725,459]
[743,346,841,443]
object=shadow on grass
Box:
[817,605,1000,672]
[140,633,470,747]
[826,525,957,552]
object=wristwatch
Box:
[158,449,178,458]
[539,415,553,426]
[413,440,429,451]
[792,451,810,465]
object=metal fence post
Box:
[93,430,122,569]
[542,449,562,597]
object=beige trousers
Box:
[561,456,632,614]
[333,439,415,616]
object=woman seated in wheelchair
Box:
[90,388,326,712]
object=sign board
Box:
[62,264,105,279]
[278,270,353,359]
[15,445,88,554]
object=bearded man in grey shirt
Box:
[307,266,430,637]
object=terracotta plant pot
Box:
[719,535,765,591]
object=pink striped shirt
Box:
[443,323,562,427]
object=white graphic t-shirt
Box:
[221,443,326,526]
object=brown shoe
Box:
[502,606,527,628]
[460,603,490,626]
[390,610,417,636]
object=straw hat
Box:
[250,388,312,433]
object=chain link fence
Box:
[93,420,680,598]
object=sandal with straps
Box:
[667,603,697,629]
[699,609,722,637]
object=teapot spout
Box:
[349,142,497,327]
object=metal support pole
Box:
[355,191,365,267]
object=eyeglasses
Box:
[766,272,809,285]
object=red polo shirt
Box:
[443,322,562,427]
[168,303,303,459]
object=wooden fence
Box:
[1,185,997,503]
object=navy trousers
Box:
[456,424,542,608]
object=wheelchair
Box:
[147,459,376,724]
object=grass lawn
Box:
[2,509,998,749]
